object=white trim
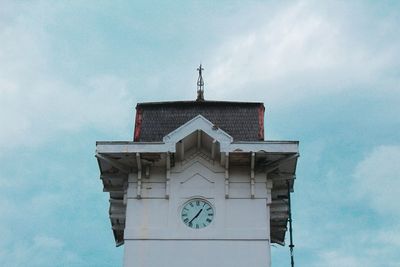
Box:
[163,115,233,144]
[96,141,299,155]
[96,142,172,153]
[223,142,299,153]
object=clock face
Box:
[181,198,214,229]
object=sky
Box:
[0,1,399,266]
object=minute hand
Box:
[189,209,203,224]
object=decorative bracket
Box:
[266,173,273,205]
[250,152,255,199]
[136,152,142,199]
[211,139,217,163]
[166,152,171,199]
[265,153,299,174]
[224,152,229,199]
[179,140,184,161]
[95,153,130,174]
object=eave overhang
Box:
[96,140,299,154]
[96,115,299,246]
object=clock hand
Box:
[189,208,203,224]
[190,204,207,223]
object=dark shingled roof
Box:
[134,100,265,142]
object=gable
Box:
[163,115,232,145]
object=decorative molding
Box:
[174,153,223,174]
[180,173,215,185]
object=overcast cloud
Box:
[1,1,399,266]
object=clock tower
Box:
[95,67,299,267]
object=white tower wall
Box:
[123,155,272,267]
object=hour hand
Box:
[189,209,203,223]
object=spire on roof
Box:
[196,64,204,101]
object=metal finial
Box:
[196,64,204,101]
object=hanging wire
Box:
[287,180,295,267]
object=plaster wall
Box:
[124,155,272,267]
[123,240,271,267]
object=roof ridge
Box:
[136,100,264,106]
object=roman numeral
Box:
[184,218,189,223]
[190,203,194,207]
[196,224,199,229]
[208,213,213,217]
[206,218,212,223]
[196,201,200,206]
[206,207,212,211]
[182,213,188,217]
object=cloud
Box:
[0,75,132,151]
[33,235,64,250]
[376,228,400,247]
[0,162,110,266]
[353,145,400,215]
[206,1,400,107]
[315,251,366,267]
[1,2,399,267]
[312,238,400,267]
[306,231,400,267]
[307,145,400,267]
[282,145,400,267]
[0,234,82,267]
[0,3,134,152]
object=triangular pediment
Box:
[163,115,233,144]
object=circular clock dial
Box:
[181,199,214,229]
